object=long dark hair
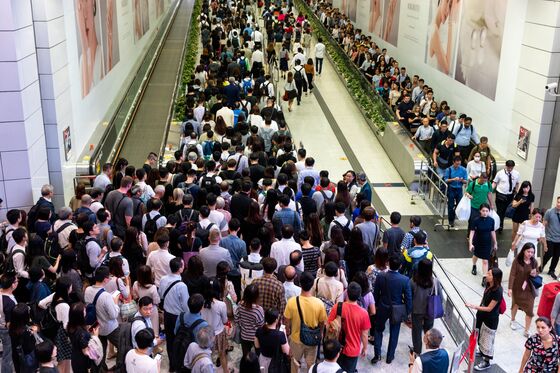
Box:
[516,242,537,267]
[203,277,222,309]
[515,180,534,200]
[352,271,370,295]
[487,267,503,292]
[52,276,72,305]
[242,284,259,308]
[413,259,434,289]
[136,265,154,288]
[374,247,389,270]
[306,213,323,247]
[9,304,30,336]
[67,302,87,334]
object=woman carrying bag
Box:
[255,308,290,372]
[465,267,504,371]
[283,72,297,112]
[409,259,443,354]
[518,317,560,373]
[509,243,540,337]
[511,208,547,256]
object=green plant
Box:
[295,0,390,132]
[174,0,202,121]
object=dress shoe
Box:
[386,357,393,364]
[370,355,381,364]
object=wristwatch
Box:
[408,363,414,367]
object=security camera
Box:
[546,82,558,94]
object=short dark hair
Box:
[323,339,342,360]
[347,282,362,302]
[6,209,21,224]
[94,266,110,283]
[325,261,338,277]
[335,202,346,214]
[299,271,315,291]
[262,257,277,274]
[264,308,280,325]
[110,237,123,252]
[135,328,155,349]
[170,257,183,273]
[281,225,294,239]
[390,211,401,224]
[413,230,427,245]
[35,340,55,364]
[410,216,422,227]
[0,274,16,289]
[138,296,154,308]
[12,228,26,244]
[188,293,205,314]
[96,208,109,223]
[229,218,241,231]
[505,160,515,168]
[389,255,402,271]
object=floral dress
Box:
[523,334,560,372]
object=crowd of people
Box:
[1,0,560,373]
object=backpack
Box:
[260,81,270,97]
[116,316,150,369]
[333,219,351,241]
[242,79,252,95]
[232,35,240,49]
[85,288,105,325]
[44,222,73,264]
[240,100,250,117]
[39,303,62,341]
[0,227,14,253]
[101,252,124,268]
[178,209,196,233]
[202,140,215,159]
[239,257,264,291]
[294,68,304,83]
[144,213,161,243]
[76,237,98,276]
[312,363,343,373]
[315,278,336,316]
[4,249,25,276]
[26,203,41,234]
[15,329,40,373]
[318,190,334,217]
[172,315,206,372]
[195,222,215,247]
[200,174,217,190]
[325,302,346,345]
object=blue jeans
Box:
[338,353,359,372]
[447,187,463,225]
[315,58,324,74]
[0,327,14,372]
[374,309,402,360]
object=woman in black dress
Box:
[510,181,535,242]
[466,267,504,371]
[469,203,497,287]
[67,303,95,373]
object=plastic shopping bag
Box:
[490,210,501,231]
[455,196,471,221]
[505,249,515,267]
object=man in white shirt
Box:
[492,160,520,232]
[292,47,306,67]
[253,26,263,46]
[52,207,78,250]
[141,199,167,231]
[10,228,29,281]
[308,339,345,373]
[270,225,303,271]
[93,163,112,191]
[125,329,160,373]
[206,194,228,234]
[90,188,105,214]
[314,37,326,75]
[328,202,353,239]
[146,232,175,286]
[193,98,206,124]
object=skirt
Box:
[214,329,229,354]
[56,327,73,361]
[280,58,288,71]
[477,322,497,359]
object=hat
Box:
[357,172,367,181]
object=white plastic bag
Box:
[505,249,515,267]
[455,196,471,221]
[490,210,501,231]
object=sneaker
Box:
[549,272,558,280]
[474,360,491,371]
[510,321,518,330]
[471,266,477,276]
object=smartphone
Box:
[89,321,99,332]
[408,345,414,354]
[112,290,121,298]
[154,354,162,362]
[159,332,166,340]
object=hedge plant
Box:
[295,0,394,131]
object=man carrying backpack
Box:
[174,294,208,372]
[8,228,30,302]
[239,238,264,292]
[159,257,189,371]
[141,198,167,242]
[184,326,215,372]
[293,59,308,106]
[1,209,22,253]
[80,221,107,279]
[329,202,353,239]
[125,329,160,373]
[84,266,121,371]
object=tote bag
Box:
[427,278,444,319]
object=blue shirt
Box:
[158,274,190,316]
[174,312,209,335]
[452,124,479,146]
[444,165,468,189]
[272,208,302,232]
[220,234,247,275]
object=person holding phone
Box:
[407,328,451,372]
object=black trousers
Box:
[495,192,514,229]
[295,81,304,103]
[164,312,179,371]
[458,145,473,166]
[411,313,434,354]
[99,326,120,371]
[543,241,560,274]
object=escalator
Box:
[85,0,193,176]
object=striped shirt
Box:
[301,246,321,276]
[234,304,264,341]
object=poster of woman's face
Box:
[382,0,400,46]
[454,0,507,100]
[99,0,120,75]
[347,0,357,22]
[133,0,150,42]
[368,0,384,37]
[425,0,461,77]
[75,0,103,97]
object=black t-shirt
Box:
[255,327,287,357]
[382,227,406,256]
[478,286,503,328]
[436,142,457,166]
[2,294,16,324]
[397,100,414,120]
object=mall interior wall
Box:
[0,0,176,219]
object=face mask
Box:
[474,156,481,161]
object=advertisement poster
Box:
[366,0,383,37]
[517,126,530,160]
[75,0,120,97]
[347,0,357,22]
[133,0,150,42]
[63,127,72,161]
[382,0,400,46]
[454,0,507,100]
[425,0,461,76]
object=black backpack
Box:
[116,316,150,369]
[0,227,14,253]
[144,214,161,243]
[26,203,41,234]
[172,314,206,372]
[294,68,304,83]
[333,220,351,241]
[39,303,62,341]
[44,222,73,264]
[4,248,24,276]
[76,237,98,275]
[195,223,215,247]
[200,174,217,190]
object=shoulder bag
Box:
[296,296,322,346]
[383,273,408,325]
[426,278,444,319]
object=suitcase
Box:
[537,281,560,318]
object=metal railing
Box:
[415,160,449,230]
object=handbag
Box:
[530,275,543,290]
[427,278,444,319]
[282,91,289,101]
[455,196,471,221]
[296,296,322,346]
[505,203,515,219]
[117,279,138,320]
[489,210,501,231]
[383,273,407,325]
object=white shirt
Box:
[251,49,264,64]
[328,215,353,239]
[125,350,157,373]
[284,281,301,301]
[253,29,263,43]
[493,168,520,195]
[146,249,175,287]
[315,42,326,58]
[308,361,345,373]
[208,209,228,232]
[201,299,228,335]
[93,173,111,190]
[216,106,234,127]
[270,239,303,271]
[467,160,485,179]
[90,201,104,214]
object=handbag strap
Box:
[431,278,438,296]
[296,296,305,325]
